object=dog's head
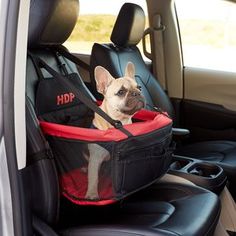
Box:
[94,62,145,117]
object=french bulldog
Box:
[85,62,145,200]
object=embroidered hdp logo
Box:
[57,93,75,105]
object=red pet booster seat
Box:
[31,52,174,206]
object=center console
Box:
[168,155,227,194]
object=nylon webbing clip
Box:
[114,120,123,129]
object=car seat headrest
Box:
[110,3,145,47]
[28,0,79,48]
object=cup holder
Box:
[168,155,227,194]
[188,163,222,178]
[169,159,191,170]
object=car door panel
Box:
[182,99,236,141]
[182,67,236,141]
[184,67,236,111]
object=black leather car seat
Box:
[25,0,221,235]
[89,3,236,187]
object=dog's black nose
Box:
[131,91,140,97]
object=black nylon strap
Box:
[54,51,69,76]
[27,149,53,166]
[30,53,132,137]
[28,52,44,80]
[146,103,170,118]
[55,45,91,71]
[26,96,54,165]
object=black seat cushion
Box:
[59,182,220,236]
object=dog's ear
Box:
[94,66,114,95]
[125,62,135,79]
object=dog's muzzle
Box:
[121,96,145,115]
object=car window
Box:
[64,0,149,55]
[175,0,236,72]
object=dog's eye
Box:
[117,89,125,96]
[137,86,142,91]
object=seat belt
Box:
[143,14,166,91]
[26,97,53,165]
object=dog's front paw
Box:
[85,191,99,200]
